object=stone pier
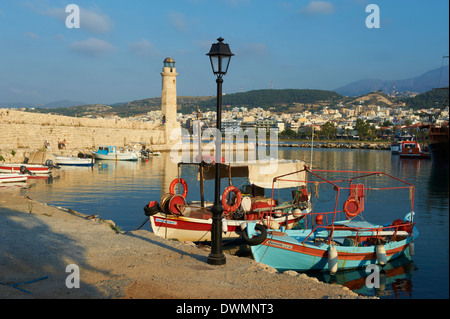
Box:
[0,109,172,163]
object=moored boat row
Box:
[141,159,419,276]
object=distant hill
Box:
[0,100,86,109]
[25,89,342,117]
[197,89,343,112]
[29,104,113,117]
[42,100,86,108]
[335,66,449,96]
[22,88,448,118]
[401,87,449,110]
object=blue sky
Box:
[0,0,448,105]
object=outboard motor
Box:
[19,165,34,175]
[45,159,61,169]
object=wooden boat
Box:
[91,146,139,161]
[54,155,95,167]
[0,163,52,174]
[399,140,425,158]
[424,122,449,165]
[244,168,418,274]
[0,173,28,183]
[143,160,309,242]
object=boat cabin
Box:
[96,146,117,155]
[399,141,423,157]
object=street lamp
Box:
[206,37,234,265]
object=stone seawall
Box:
[278,142,391,150]
[0,109,170,163]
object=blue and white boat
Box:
[91,146,139,161]
[243,168,418,274]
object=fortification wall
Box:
[0,109,172,163]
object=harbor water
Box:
[17,147,449,299]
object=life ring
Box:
[222,185,242,212]
[242,223,267,246]
[343,198,361,218]
[169,178,188,198]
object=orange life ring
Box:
[343,198,361,218]
[169,178,188,198]
[222,185,242,212]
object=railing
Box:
[262,167,416,233]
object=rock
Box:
[283,270,298,276]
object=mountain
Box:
[24,89,343,117]
[335,66,449,96]
[198,89,342,110]
[42,100,86,108]
[0,100,86,109]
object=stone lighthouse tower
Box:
[161,57,180,137]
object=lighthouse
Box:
[161,57,178,126]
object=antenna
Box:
[270,81,273,89]
[437,55,449,88]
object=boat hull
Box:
[54,156,94,167]
[0,164,52,174]
[149,212,301,242]
[248,223,418,272]
[92,153,138,161]
[428,141,449,165]
[0,174,28,183]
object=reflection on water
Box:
[312,254,416,298]
[19,149,448,299]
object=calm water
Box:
[18,147,449,299]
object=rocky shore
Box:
[278,141,390,150]
[0,191,368,300]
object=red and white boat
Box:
[143,160,309,242]
[399,140,425,158]
[0,163,52,174]
[0,173,28,183]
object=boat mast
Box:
[310,125,314,169]
[197,106,205,207]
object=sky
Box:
[0,0,448,105]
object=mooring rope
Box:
[0,276,49,294]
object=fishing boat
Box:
[0,163,53,174]
[244,167,418,274]
[142,160,309,242]
[0,173,28,183]
[91,146,139,161]
[390,133,414,154]
[54,155,95,167]
[398,140,425,158]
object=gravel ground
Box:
[0,191,367,300]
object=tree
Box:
[319,121,337,140]
[381,120,393,127]
[279,129,298,140]
[354,119,369,139]
[354,119,379,140]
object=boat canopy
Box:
[200,160,307,189]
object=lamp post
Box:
[206,37,234,265]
